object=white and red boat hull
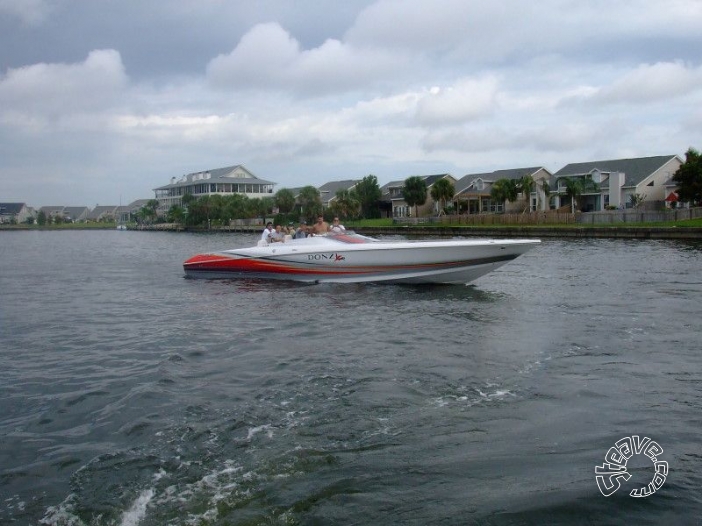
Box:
[184,234,539,285]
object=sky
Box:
[1,0,701,208]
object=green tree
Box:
[629,193,646,209]
[562,178,583,213]
[297,186,323,221]
[351,175,382,219]
[403,176,427,217]
[430,178,455,215]
[37,210,47,225]
[331,188,360,219]
[167,205,185,223]
[540,180,551,210]
[519,175,536,212]
[490,179,519,210]
[673,147,702,205]
[274,188,296,215]
[223,194,250,221]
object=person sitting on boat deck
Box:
[286,222,296,235]
[329,217,346,233]
[311,215,329,235]
[270,224,286,242]
[294,221,308,239]
[261,222,274,242]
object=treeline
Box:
[162,176,385,227]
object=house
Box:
[0,202,34,224]
[87,206,118,222]
[380,174,457,218]
[62,206,90,222]
[454,167,552,214]
[318,179,360,209]
[551,155,683,211]
[119,199,151,222]
[39,206,66,221]
[153,165,276,215]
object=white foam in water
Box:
[246,423,274,440]
[119,489,154,526]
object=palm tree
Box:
[298,186,323,222]
[519,175,535,212]
[490,179,519,211]
[274,188,296,215]
[562,178,583,213]
[430,178,455,215]
[351,175,382,219]
[332,189,360,219]
[403,176,427,218]
[539,180,551,211]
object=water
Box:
[1,230,701,525]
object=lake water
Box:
[1,230,701,525]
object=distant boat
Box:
[116,224,127,230]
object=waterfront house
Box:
[551,155,683,211]
[380,174,457,218]
[62,206,90,223]
[0,202,34,224]
[39,206,66,221]
[454,167,552,214]
[87,206,119,222]
[153,165,276,215]
[318,179,360,209]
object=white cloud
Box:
[0,49,128,122]
[593,61,702,104]
[415,77,499,127]
[1,1,702,206]
[206,22,406,96]
[0,0,52,25]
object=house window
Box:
[647,181,654,186]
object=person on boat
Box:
[261,222,274,242]
[329,217,346,233]
[311,215,329,235]
[270,224,285,242]
[294,221,308,239]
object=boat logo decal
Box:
[307,253,346,262]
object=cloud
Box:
[206,22,406,96]
[415,77,499,126]
[0,49,128,122]
[593,61,702,104]
[0,0,52,25]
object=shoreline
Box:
[3,224,702,239]
[5,224,702,240]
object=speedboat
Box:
[183,232,540,285]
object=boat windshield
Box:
[325,231,378,244]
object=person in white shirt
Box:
[269,224,285,242]
[261,222,274,242]
[329,217,346,233]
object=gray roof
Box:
[552,155,680,187]
[87,206,118,220]
[454,167,544,194]
[154,164,274,190]
[0,203,27,215]
[62,206,89,218]
[126,199,151,211]
[379,174,452,200]
[318,179,360,205]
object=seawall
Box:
[130,224,702,240]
